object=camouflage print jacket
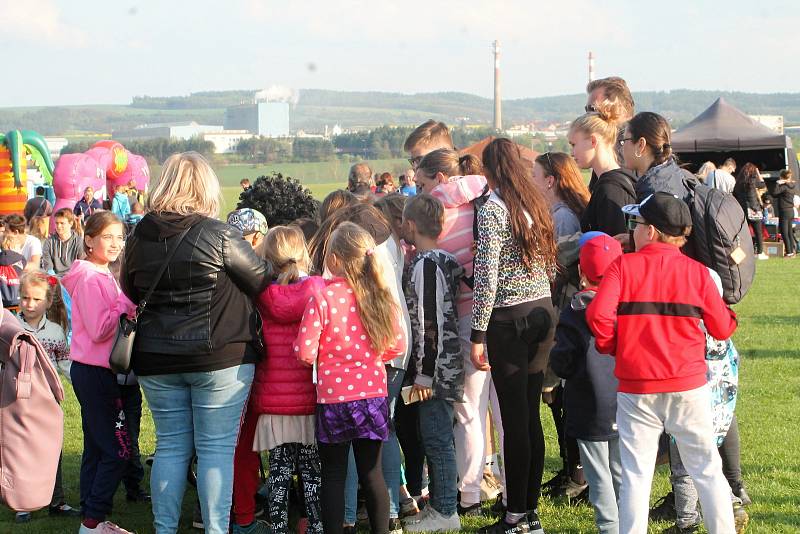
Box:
[404,249,465,403]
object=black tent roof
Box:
[672,97,790,152]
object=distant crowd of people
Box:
[4,74,793,534]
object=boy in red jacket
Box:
[586,192,737,534]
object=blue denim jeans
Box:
[418,398,457,516]
[344,366,404,522]
[139,364,254,534]
[578,438,622,534]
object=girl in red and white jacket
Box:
[294,221,406,534]
[232,226,325,534]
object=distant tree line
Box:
[235,137,335,163]
[61,137,216,164]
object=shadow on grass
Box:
[734,348,800,360]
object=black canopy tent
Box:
[672,97,800,182]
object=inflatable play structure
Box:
[0,130,55,214]
[52,140,149,215]
[0,133,149,216]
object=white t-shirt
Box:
[20,235,43,264]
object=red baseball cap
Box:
[579,232,623,284]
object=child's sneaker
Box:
[15,512,31,523]
[388,517,404,534]
[400,496,420,518]
[49,502,81,517]
[232,520,272,534]
[78,521,136,534]
[404,507,460,533]
[526,510,545,534]
[477,517,531,534]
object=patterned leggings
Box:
[268,443,323,534]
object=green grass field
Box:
[0,259,798,533]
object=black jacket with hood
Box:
[581,168,637,237]
[549,289,618,441]
[121,212,272,375]
[771,180,797,213]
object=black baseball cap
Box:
[622,192,692,237]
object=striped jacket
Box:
[586,242,737,394]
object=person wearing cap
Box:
[550,231,623,534]
[227,208,269,250]
[586,192,738,534]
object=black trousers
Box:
[719,414,743,487]
[395,399,425,496]
[487,301,556,514]
[547,385,584,483]
[71,362,131,521]
[119,383,145,495]
[778,210,796,255]
[319,439,388,534]
[749,220,764,254]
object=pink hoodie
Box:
[430,174,488,318]
[62,260,136,369]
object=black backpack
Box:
[463,185,491,290]
[682,180,755,304]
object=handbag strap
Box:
[137,225,194,316]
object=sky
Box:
[2,0,799,107]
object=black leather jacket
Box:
[121,213,272,375]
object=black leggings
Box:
[319,439,388,534]
[778,210,796,255]
[268,443,322,534]
[749,220,764,254]
[395,399,425,496]
[487,302,556,514]
[719,414,742,487]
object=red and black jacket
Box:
[586,242,737,394]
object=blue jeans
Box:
[418,398,457,516]
[139,364,254,534]
[344,366,404,522]
[578,438,622,534]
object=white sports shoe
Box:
[78,521,136,534]
[758,252,770,260]
[403,506,461,532]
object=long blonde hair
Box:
[325,222,396,354]
[28,216,50,241]
[262,226,310,285]
[147,152,221,218]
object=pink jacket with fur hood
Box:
[252,276,325,416]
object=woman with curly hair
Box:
[733,163,768,259]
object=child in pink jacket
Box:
[62,212,137,534]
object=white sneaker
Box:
[758,252,770,260]
[403,506,461,532]
[79,521,136,534]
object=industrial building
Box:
[114,121,223,140]
[202,130,254,154]
[224,102,290,137]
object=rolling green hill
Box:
[3,89,800,135]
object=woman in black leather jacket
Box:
[733,163,767,259]
[121,152,272,534]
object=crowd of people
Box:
[2,75,794,534]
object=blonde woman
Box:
[120,152,273,534]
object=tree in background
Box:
[60,137,215,165]
[236,172,318,226]
[292,138,334,162]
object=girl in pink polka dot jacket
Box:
[294,221,407,534]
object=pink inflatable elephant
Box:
[52,153,106,216]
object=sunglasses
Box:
[619,137,634,146]
[408,156,423,169]
[626,217,645,231]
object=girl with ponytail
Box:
[294,221,407,534]
[233,225,325,533]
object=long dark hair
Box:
[535,152,590,218]
[734,162,760,194]
[482,138,557,275]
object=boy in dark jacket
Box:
[587,193,738,534]
[551,232,622,534]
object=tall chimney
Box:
[588,51,595,83]
[493,40,501,131]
